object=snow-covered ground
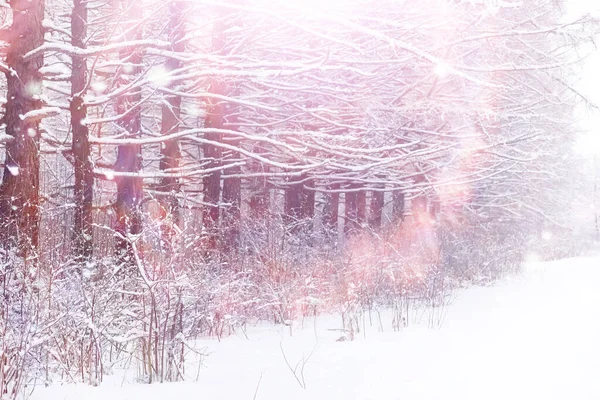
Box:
[31,257,600,400]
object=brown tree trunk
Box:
[221,88,241,251]
[345,183,366,236]
[0,0,45,258]
[202,17,231,252]
[71,0,94,262]
[158,0,185,253]
[202,80,224,252]
[114,0,143,262]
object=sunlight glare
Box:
[573,131,600,156]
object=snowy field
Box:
[31,257,600,400]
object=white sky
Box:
[567,1,600,156]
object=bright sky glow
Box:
[147,66,172,88]
[434,62,450,79]
[573,131,600,157]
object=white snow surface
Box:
[31,257,600,400]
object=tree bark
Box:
[114,0,143,262]
[0,0,45,258]
[158,0,186,253]
[71,0,94,262]
[284,176,303,224]
[221,88,241,252]
[202,80,224,251]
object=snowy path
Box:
[33,257,600,400]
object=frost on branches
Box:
[0,0,597,398]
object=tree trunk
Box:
[71,0,94,262]
[284,175,315,235]
[202,80,224,251]
[221,93,241,252]
[159,0,185,253]
[284,176,303,224]
[114,0,143,262]
[0,0,45,258]
[249,176,270,218]
[392,190,405,222]
[345,183,366,236]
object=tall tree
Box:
[113,0,143,261]
[0,0,45,258]
[158,0,186,253]
[201,16,228,252]
[71,0,94,262]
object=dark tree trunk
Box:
[71,0,94,262]
[202,17,231,252]
[369,188,385,230]
[0,0,45,258]
[284,175,315,234]
[158,0,186,253]
[284,176,303,224]
[219,25,241,253]
[114,0,143,262]
[345,183,366,236]
[202,80,224,251]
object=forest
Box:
[0,0,598,397]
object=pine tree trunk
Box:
[0,0,45,258]
[114,0,143,261]
[202,79,224,252]
[71,0,94,262]
[221,105,241,252]
[159,0,185,253]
